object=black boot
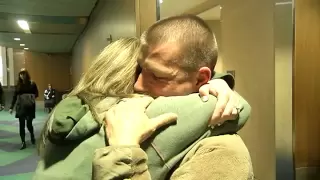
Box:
[20,142,26,150]
[27,119,35,145]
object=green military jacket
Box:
[33,73,251,180]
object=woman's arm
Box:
[147,93,250,137]
[91,135,254,180]
[94,97,176,180]
[48,96,92,143]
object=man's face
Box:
[134,43,199,97]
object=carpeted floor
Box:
[0,110,48,180]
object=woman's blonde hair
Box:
[38,37,141,155]
[70,37,141,100]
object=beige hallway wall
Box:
[71,0,137,84]
[12,49,25,82]
[220,0,275,179]
[205,20,224,72]
[9,49,71,100]
[136,0,157,36]
[24,51,72,100]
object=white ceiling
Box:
[0,0,98,53]
[0,0,97,16]
[160,0,292,20]
[160,0,209,19]
[160,0,221,20]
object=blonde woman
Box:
[34,37,252,179]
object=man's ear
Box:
[196,67,211,88]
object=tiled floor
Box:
[0,110,48,180]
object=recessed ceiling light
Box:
[14,38,20,41]
[17,20,30,30]
[24,48,29,50]
[20,44,25,46]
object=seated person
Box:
[44,84,56,113]
[34,37,253,180]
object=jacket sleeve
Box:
[92,146,151,180]
[170,135,254,180]
[210,72,251,131]
[91,135,254,180]
[48,96,90,143]
[224,91,251,132]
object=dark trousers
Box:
[18,117,35,143]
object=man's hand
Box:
[9,109,13,114]
[105,96,177,146]
[199,79,241,127]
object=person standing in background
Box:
[44,84,56,113]
[9,69,38,150]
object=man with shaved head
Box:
[95,14,254,180]
[33,15,253,180]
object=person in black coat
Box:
[9,69,38,150]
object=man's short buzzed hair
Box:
[141,14,218,72]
